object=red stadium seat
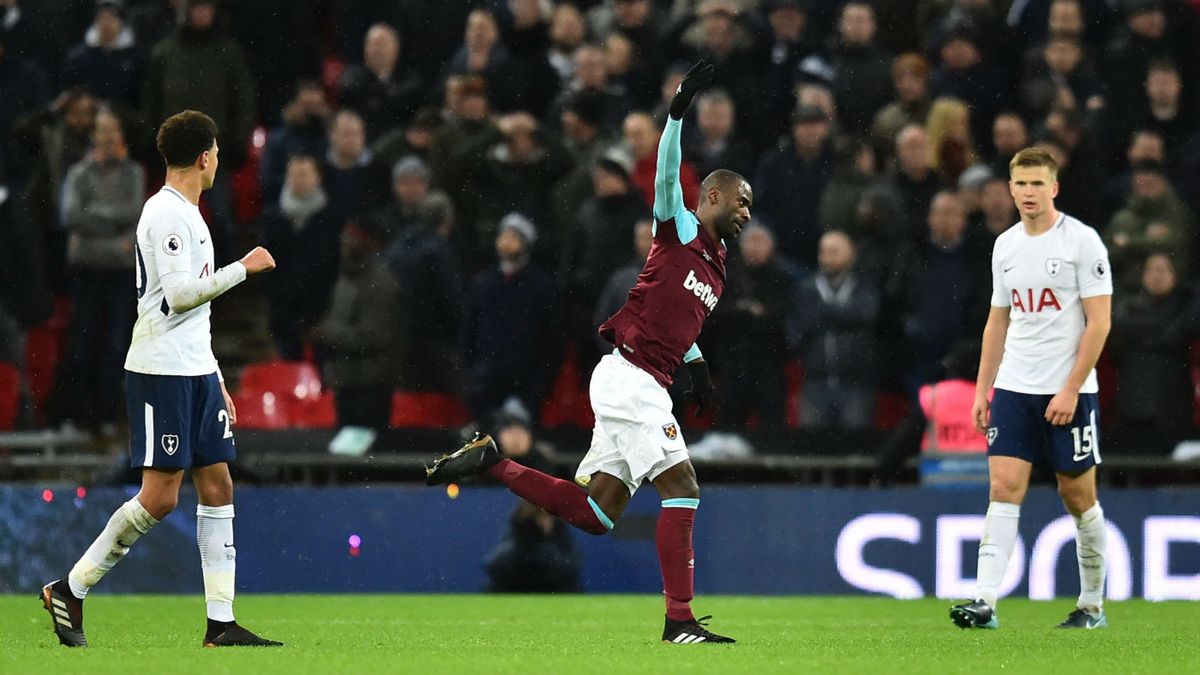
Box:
[239,361,324,401]
[390,392,471,429]
[0,363,20,430]
[231,390,292,430]
[24,297,71,423]
[540,345,594,429]
[292,391,337,429]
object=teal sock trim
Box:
[587,497,615,530]
[661,498,700,509]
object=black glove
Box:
[668,60,715,120]
[684,359,714,414]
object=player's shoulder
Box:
[1058,213,1106,248]
[140,189,193,229]
[991,222,1022,251]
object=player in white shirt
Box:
[41,111,281,648]
[950,148,1113,631]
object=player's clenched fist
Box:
[240,246,276,274]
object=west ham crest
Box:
[161,434,180,456]
[662,423,678,441]
[1045,258,1061,278]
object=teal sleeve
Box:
[653,118,685,223]
[651,117,698,244]
[683,343,703,363]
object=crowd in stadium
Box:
[1,0,1199,438]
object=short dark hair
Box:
[701,168,748,194]
[156,110,218,168]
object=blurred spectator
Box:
[1009,0,1118,54]
[449,111,574,266]
[886,123,942,239]
[371,106,443,172]
[817,136,877,237]
[142,0,255,256]
[260,154,341,361]
[1035,112,1104,224]
[312,223,400,431]
[872,53,933,163]
[926,97,978,185]
[560,147,646,367]
[0,32,51,181]
[463,213,559,423]
[1018,32,1104,121]
[367,155,432,244]
[322,109,386,227]
[822,0,893,135]
[545,43,631,137]
[338,23,424,141]
[546,3,586,87]
[760,0,819,136]
[498,0,560,117]
[1105,159,1194,293]
[442,9,528,112]
[886,190,989,391]
[13,89,98,284]
[593,217,654,354]
[795,229,881,429]
[1102,0,1196,113]
[710,223,795,431]
[988,110,1030,174]
[386,192,465,393]
[587,0,667,97]
[955,163,993,222]
[754,105,833,266]
[669,2,769,145]
[971,175,1018,242]
[551,91,617,227]
[429,74,495,221]
[683,88,756,179]
[260,80,331,204]
[1132,59,1196,155]
[60,0,143,109]
[483,403,582,593]
[930,22,1010,154]
[928,0,1015,64]
[53,107,143,432]
[625,110,700,213]
[1102,128,1166,218]
[1110,251,1199,432]
[0,164,52,351]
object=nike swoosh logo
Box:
[1003,266,1015,272]
[223,543,235,548]
[200,238,207,244]
[1073,451,1090,462]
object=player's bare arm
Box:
[973,305,1010,433]
[1044,294,1111,426]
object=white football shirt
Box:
[125,186,223,376]
[990,213,1112,394]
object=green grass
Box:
[3,595,1196,675]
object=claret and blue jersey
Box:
[599,117,726,388]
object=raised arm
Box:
[654,60,715,223]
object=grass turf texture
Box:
[2,595,1196,675]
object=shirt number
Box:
[217,409,233,439]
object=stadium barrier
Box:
[3,486,1197,599]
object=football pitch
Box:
[2,595,1196,675]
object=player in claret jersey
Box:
[950,147,1113,631]
[427,61,750,644]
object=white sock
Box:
[1074,503,1107,612]
[68,497,159,599]
[197,504,236,622]
[976,501,1021,608]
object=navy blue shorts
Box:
[125,371,236,469]
[987,388,1101,474]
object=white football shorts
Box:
[575,351,689,494]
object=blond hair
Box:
[925,97,976,170]
[1009,147,1059,178]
